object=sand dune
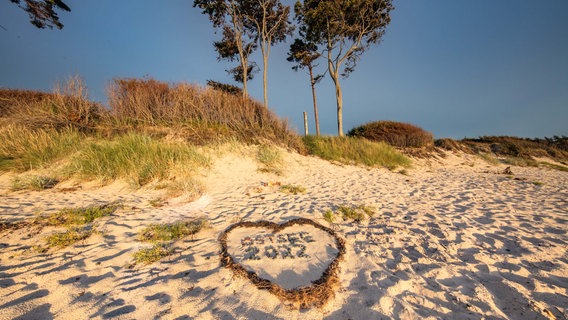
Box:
[1,149,567,319]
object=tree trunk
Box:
[308,65,320,136]
[330,69,343,136]
[241,58,248,98]
[262,46,269,108]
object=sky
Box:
[1,0,567,139]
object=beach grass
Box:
[133,243,174,265]
[279,184,306,195]
[42,203,119,227]
[303,135,411,169]
[11,175,59,191]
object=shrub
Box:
[303,136,410,169]
[280,184,306,195]
[348,121,434,148]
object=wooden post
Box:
[303,112,309,136]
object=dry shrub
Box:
[0,76,102,129]
[348,121,434,148]
[107,78,303,150]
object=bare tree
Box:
[295,0,394,136]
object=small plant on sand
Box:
[533,181,544,186]
[337,204,376,223]
[279,184,306,195]
[138,218,208,242]
[257,145,283,175]
[539,161,568,172]
[133,243,174,265]
[322,209,336,224]
[478,153,500,165]
[148,197,166,208]
[45,226,93,248]
[11,175,59,191]
[43,203,120,226]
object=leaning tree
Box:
[295,0,394,136]
[9,0,71,29]
[194,0,258,98]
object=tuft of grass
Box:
[303,136,411,170]
[539,161,568,172]
[138,218,208,242]
[337,204,376,223]
[66,133,210,186]
[323,209,336,224]
[164,178,205,201]
[148,197,166,208]
[279,184,306,195]
[257,145,283,175]
[45,226,93,248]
[11,175,59,191]
[133,243,174,265]
[478,153,500,165]
[503,157,538,167]
[43,203,119,226]
[533,181,544,186]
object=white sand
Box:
[225,224,339,290]
[0,148,567,319]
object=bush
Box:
[348,121,434,148]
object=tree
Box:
[245,0,293,108]
[295,0,394,136]
[194,0,258,98]
[9,0,70,29]
[287,38,323,135]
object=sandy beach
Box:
[1,148,567,319]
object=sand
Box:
[0,148,567,319]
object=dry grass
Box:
[11,175,59,191]
[138,218,208,242]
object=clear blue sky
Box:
[1,0,567,138]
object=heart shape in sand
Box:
[219,218,345,308]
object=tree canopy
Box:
[295,0,394,136]
[9,0,71,29]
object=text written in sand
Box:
[240,232,315,260]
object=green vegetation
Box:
[337,204,376,223]
[257,145,283,175]
[45,226,93,248]
[279,184,306,195]
[42,203,119,226]
[303,136,411,169]
[66,133,209,186]
[539,161,568,172]
[138,218,208,242]
[133,243,174,265]
[436,136,568,165]
[0,125,85,172]
[11,175,59,191]
[323,204,376,224]
[322,209,336,224]
[478,153,500,166]
[348,121,434,148]
[133,218,208,265]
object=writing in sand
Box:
[240,232,316,261]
